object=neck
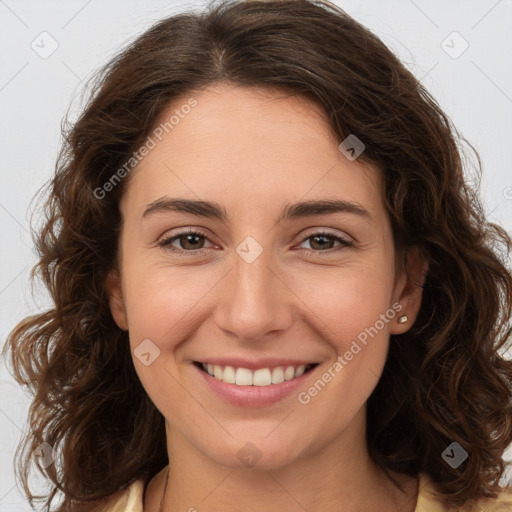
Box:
[146,410,418,512]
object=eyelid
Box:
[297,227,353,243]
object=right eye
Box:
[158,228,217,255]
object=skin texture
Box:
[107,83,427,511]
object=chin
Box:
[201,435,305,471]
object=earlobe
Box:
[106,269,129,331]
[390,246,429,335]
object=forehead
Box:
[121,84,383,219]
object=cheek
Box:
[120,268,199,398]
[122,263,217,348]
[290,259,394,404]
[295,290,393,437]
[122,268,199,421]
[288,257,395,342]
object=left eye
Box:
[296,232,353,252]
[158,230,353,254]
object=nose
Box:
[213,248,294,342]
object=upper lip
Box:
[195,358,319,370]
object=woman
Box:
[4,0,512,510]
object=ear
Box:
[390,246,429,335]
[106,269,128,331]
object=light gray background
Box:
[1,0,511,509]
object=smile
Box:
[196,362,318,386]
[193,359,321,407]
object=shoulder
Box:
[416,472,512,511]
[72,466,168,512]
[73,479,146,512]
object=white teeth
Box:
[223,365,236,384]
[271,366,284,384]
[200,363,315,386]
[284,366,295,381]
[235,367,253,386]
[253,368,272,386]
[295,365,306,377]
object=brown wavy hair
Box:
[4,0,512,510]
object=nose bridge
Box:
[214,243,292,341]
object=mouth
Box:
[193,361,319,387]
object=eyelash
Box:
[157,228,354,256]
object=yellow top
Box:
[89,470,512,511]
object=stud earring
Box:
[397,315,408,324]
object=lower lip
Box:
[194,363,318,408]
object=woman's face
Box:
[108,83,424,470]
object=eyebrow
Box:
[142,197,373,223]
